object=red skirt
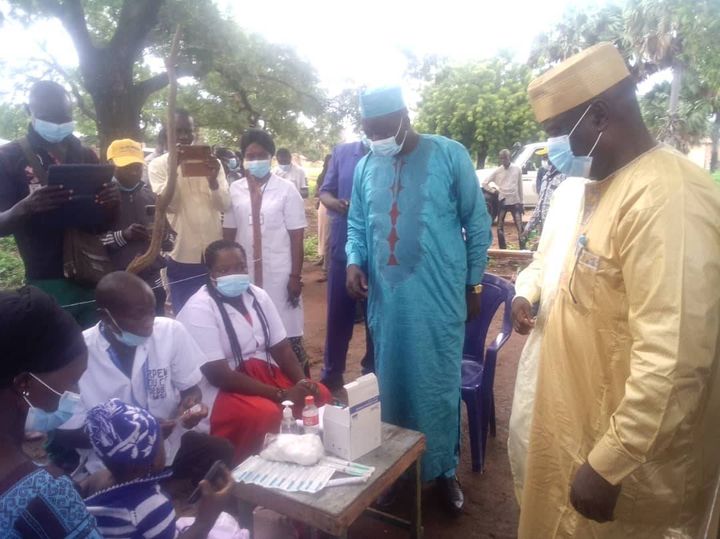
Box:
[209,358,332,463]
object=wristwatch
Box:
[467,284,483,294]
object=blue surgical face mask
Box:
[246,159,271,178]
[215,274,251,297]
[104,309,150,347]
[24,373,81,433]
[32,118,75,144]
[227,158,239,170]
[369,117,408,157]
[278,163,292,172]
[547,104,602,178]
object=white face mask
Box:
[369,117,408,157]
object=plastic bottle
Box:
[280,400,296,434]
[302,395,320,435]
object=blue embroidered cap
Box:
[86,399,160,468]
[359,86,406,119]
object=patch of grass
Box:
[712,170,720,186]
[0,237,25,289]
[304,235,319,260]
[307,175,321,198]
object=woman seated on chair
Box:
[177,239,332,462]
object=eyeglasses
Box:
[568,233,588,305]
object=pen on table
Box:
[323,463,371,476]
[327,476,370,487]
[322,456,375,472]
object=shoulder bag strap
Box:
[18,137,48,185]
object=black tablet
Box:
[46,164,115,228]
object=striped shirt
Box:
[85,472,177,539]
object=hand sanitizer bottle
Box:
[280,400,296,434]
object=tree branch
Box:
[133,72,170,104]
[132,58,209,105]
[256,72,323,107]
[109,0,164,59]
[33,0,63,16]
[34,46,96,121]
[233,88,260,125]
[55,0,94,63]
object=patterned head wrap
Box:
[86,399,159,468]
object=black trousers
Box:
[321,257,375,390]
[497,201,526,250]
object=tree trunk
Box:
[711,110,719,173]
[662,60,684,149]
[92,94,145,160]
[80,48,145,159]
[476,143,488,169]
[668,61,683,117]
[56,0,166,159]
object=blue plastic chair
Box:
[462,273,515,472]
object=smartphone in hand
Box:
[178,145,213,178]
[187,460,227,504]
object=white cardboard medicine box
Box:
[323,373,381,461]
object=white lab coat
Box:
[61,318,205,472]
[177,284,288,425]
[223,174,307,337]
[508,177,587,502]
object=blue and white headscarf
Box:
[86,398,159,467]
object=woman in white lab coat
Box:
[223,129,310,374]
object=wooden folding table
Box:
[234,422,426,538]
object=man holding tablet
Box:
[0,80,119,326]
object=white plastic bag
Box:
[260,433,324,466]
[175,512,249,539]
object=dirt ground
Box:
[301,200,529,538]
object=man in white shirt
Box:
[483,149,526,249]
[141,127,166,185]
[274,148,308,198]
[56,271,233,484]
[148,108,231,313]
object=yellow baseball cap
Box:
[107,138,144,167]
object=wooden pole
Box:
[127,26,182,275]
[487,249,534,262]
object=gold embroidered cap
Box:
[528,42,630,123]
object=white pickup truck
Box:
[476,142,547,209]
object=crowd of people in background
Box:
[0,40,718,539]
